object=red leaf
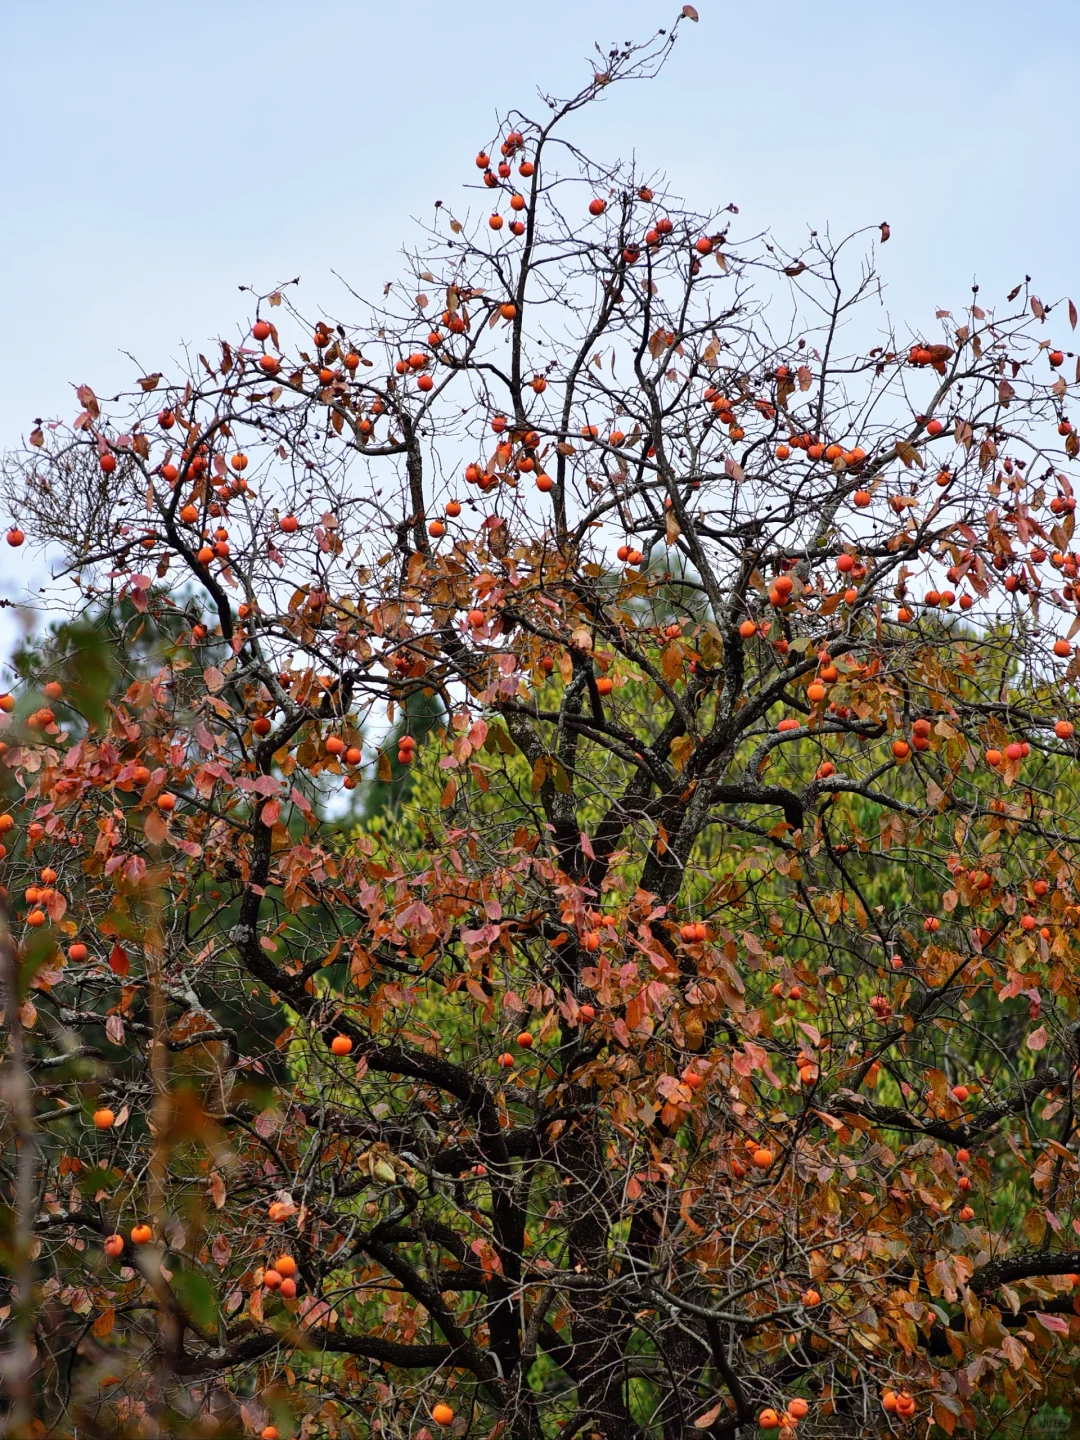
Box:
[109,943,130,977]
[1035,1311,1070,1335]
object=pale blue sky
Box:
[2,0,1079,642]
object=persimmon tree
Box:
[6,20,1080,1440]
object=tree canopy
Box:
[5,20,1080,1440]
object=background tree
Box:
[4,19,1080,1439]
